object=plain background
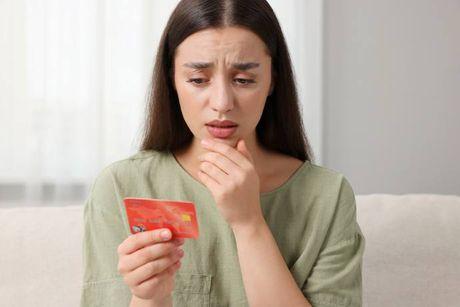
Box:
[323,0,460,195]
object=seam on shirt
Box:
[306,293,351,306]
[330,231,360,249]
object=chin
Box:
[203,135,239,148]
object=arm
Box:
[232,216,312,307]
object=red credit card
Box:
[123,197,199,239]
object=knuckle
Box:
[123,275,132,287]
[117,261,124,274]
[117,243,124,255]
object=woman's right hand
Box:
[117,228,185,301]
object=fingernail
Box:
[161,229,171,240]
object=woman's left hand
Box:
[197,138,264,230]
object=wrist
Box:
[231,215,267,239]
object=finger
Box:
[199,151,239,175]
[134,265,175,297]
[201,139,249,168]
[236,139,255,164]
[118,228,173,255]
[198,168,221,191]
[166,260,182,275]
[118,240,184,274]
[199,161,228,185]
[124,248,185,286]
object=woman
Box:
[81,0,365,306]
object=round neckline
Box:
[167,150,310,199]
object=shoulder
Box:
[268,152,355,208]
[303,160,354,195]
[271,152,346,182]
[85,150,171,212]
[90,150,170,192]
[306,163,356,217]
[105,149,170,176]
[267,151,353,196]
[272,155,359,244]
[111,149,167,167]
[305,163,358,243]
[291,159,356,220]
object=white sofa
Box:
[1,194,459,307]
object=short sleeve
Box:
[302,176,366,307]
[80,166,132,307]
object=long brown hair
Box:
[140,0,315,162]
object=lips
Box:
[206,119,238,127]
[206,125,238,138]
[205,120,238,138]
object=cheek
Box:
[176,99,206,136]
[179,101,200,126]
[241,96,267,129]
[239,91,267,113]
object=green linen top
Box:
[80,149,365,307]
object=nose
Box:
[209,76,234,113]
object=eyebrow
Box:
[183,61,260,71]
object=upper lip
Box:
[206,120,238,127]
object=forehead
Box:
[175,27,270,63]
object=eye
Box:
[234,78,255,85]
[187,78,207,85]
[186,78,255,86]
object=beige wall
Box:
[323,0,460,194]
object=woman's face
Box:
[173,26,274,148]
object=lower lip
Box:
[206,125,238,138]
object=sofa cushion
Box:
[0,205,83,307]
[356,194,460,307]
